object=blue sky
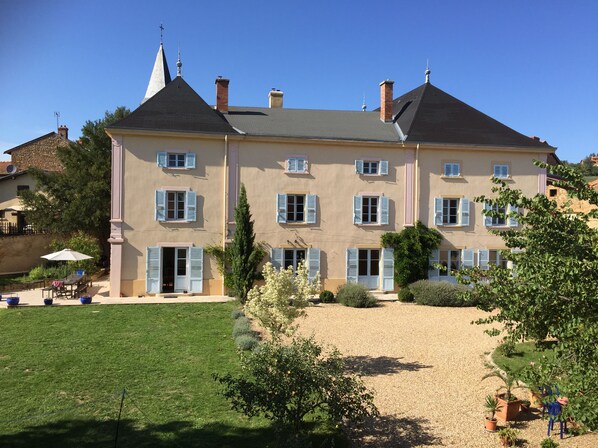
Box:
[1,0,596,162]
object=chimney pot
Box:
[58,125,69,140]
[269,89,284,108]
[379,80,394,122]
[215,77,230,112]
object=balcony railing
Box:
[0,222,43,236]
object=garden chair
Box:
[546,400,567,439]
[540,385,560,417]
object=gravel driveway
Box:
[296,302,597,448]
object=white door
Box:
[357,249,380,289]
[174,247,189,292]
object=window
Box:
[16,185,30,196]
[283,249,306,271]
[483,203,518,227]
[434,197,470,227]
[549,189,557,197]
[157,152,196,169]
[439,250,460,276]
[355,160,389,176]
[443,162,461,177]
[276,194,316,224]
[271,248,320,281]
[489,250,509,269]
[358,249,380,276]
[155,190,197,222]
[286,157,308,173]
[353,195,389,225]
[493,164,510,179]
[287,195,305,222]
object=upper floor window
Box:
[276,193,316,224]
[493,164,510,179]
[483,203,518,227]
[353,195,389,225]
[286,157,308,174]
[434,197,470,227]
[491,204,507,226]
[443,162,461,177]
[157,152,196,169]
[155,189,197,222]
[355,160,389,176]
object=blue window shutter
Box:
[346,248,358,283]
[276,193,287,223]
[484,202,493,227]
[186,191,197,221]
[157,152,167,167]
[478,249,489,270]
[382,248,394,291]
[307,248,320,282]
[186,152,196,169]
[306,194,317,224]
[155,190,166,221]
[380,196,389,225]
[355,160,364,174]
[301,159,308,174]
[353,195,362,224]
[271,248,283,270]
[509,205,519,227]
[460,198,470,226]
[429,249,440,278]
[189,247,203,293]
[462,249,474,268]
[434,198,443,226]
[379,160,389,176]
[146,247,161,293]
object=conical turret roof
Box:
[142,43,172,104]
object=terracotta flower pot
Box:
[495,393,521,422]
[485,417,498,432]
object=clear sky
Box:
[0,0,596,162]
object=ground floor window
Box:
[358,249,380,276]
[439,250,461,276]
[284,249,306,271]
[146,246,203,294]
[488,250,509,269]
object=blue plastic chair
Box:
[75,270,85,277]
[546,401,566,439]
[540,385,560,417]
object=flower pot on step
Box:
[496,393,521,421]
[44,298,53,306]
[79,296,92,305]
[6,297,20,306]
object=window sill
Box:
[161,167,192,170]
[280,222,311,226]
[284,171,310,175]
[159,220,193,224]
[436,224,467,228]
[491,176,513,182]
[355,223,386,226]
[441,175,465,180]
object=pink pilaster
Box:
[228,142,239,223]
[109,136,124,298]
[404,149,415,226]
[538,154,548,195]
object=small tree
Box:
[214,337,378,443]
[245,261,320,338]
[229,184,266,302]
[381,221,442,287]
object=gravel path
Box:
[296,302,597,448]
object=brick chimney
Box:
[379,80,394,122]
[268,89,283,108]
[215,76,230,112]
[58,125,69,140]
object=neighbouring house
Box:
[0,126,68,234]
[105,42,555,297]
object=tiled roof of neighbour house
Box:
[109,76,238,135]
[0,161,10,172]
[224,107,400,142]
[3,132,58,154]
[376,82,554,149]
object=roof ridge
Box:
[3,131,58,154]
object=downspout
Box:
[415,143,420,221]
[223,134,229,295]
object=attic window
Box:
[549,189,557,197]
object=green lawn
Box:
[0,303,342,447]
[492,341,557,375]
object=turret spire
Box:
[425,60,431,84]
[142,26,172,104]
[177,47,182,77]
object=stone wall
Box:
[548,185,598,228]
[0,234,53,275]
[9,133,67,172]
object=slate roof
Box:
[224,107,399,142]
[382,82,551,148]
[109,77,238,135]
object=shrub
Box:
[540,438,559,448]
[409,280,475,307]
[232,317,253,338]
[231,309,245,320]
[336,283,377,308]
[319,290,335,303]
[215,337,378,440]
[50,231,102,275]
[28,265,70,281]
[235,334,259,351]
[397,287,414,303]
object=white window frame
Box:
[353,194,389,225]
[493,163,510,179]
[438,249,461,278]
[443,162,461,177]
[287,194,305,223]
[155,189,197,222]
[283,248,306,271]
[286,157,308,174]
[483,203,519,228]
[362,196,379,224]
[355,159,389,176]
[434,197,470,227]
[276,193,317,224]
[157,151,196,169]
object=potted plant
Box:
[484,394,502,432]
[483,366,521,421]
[497,427,518,447]
[520,399,531,412]
[540,438,559,448]
[43,298,53,306]
[79,295,92,305]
